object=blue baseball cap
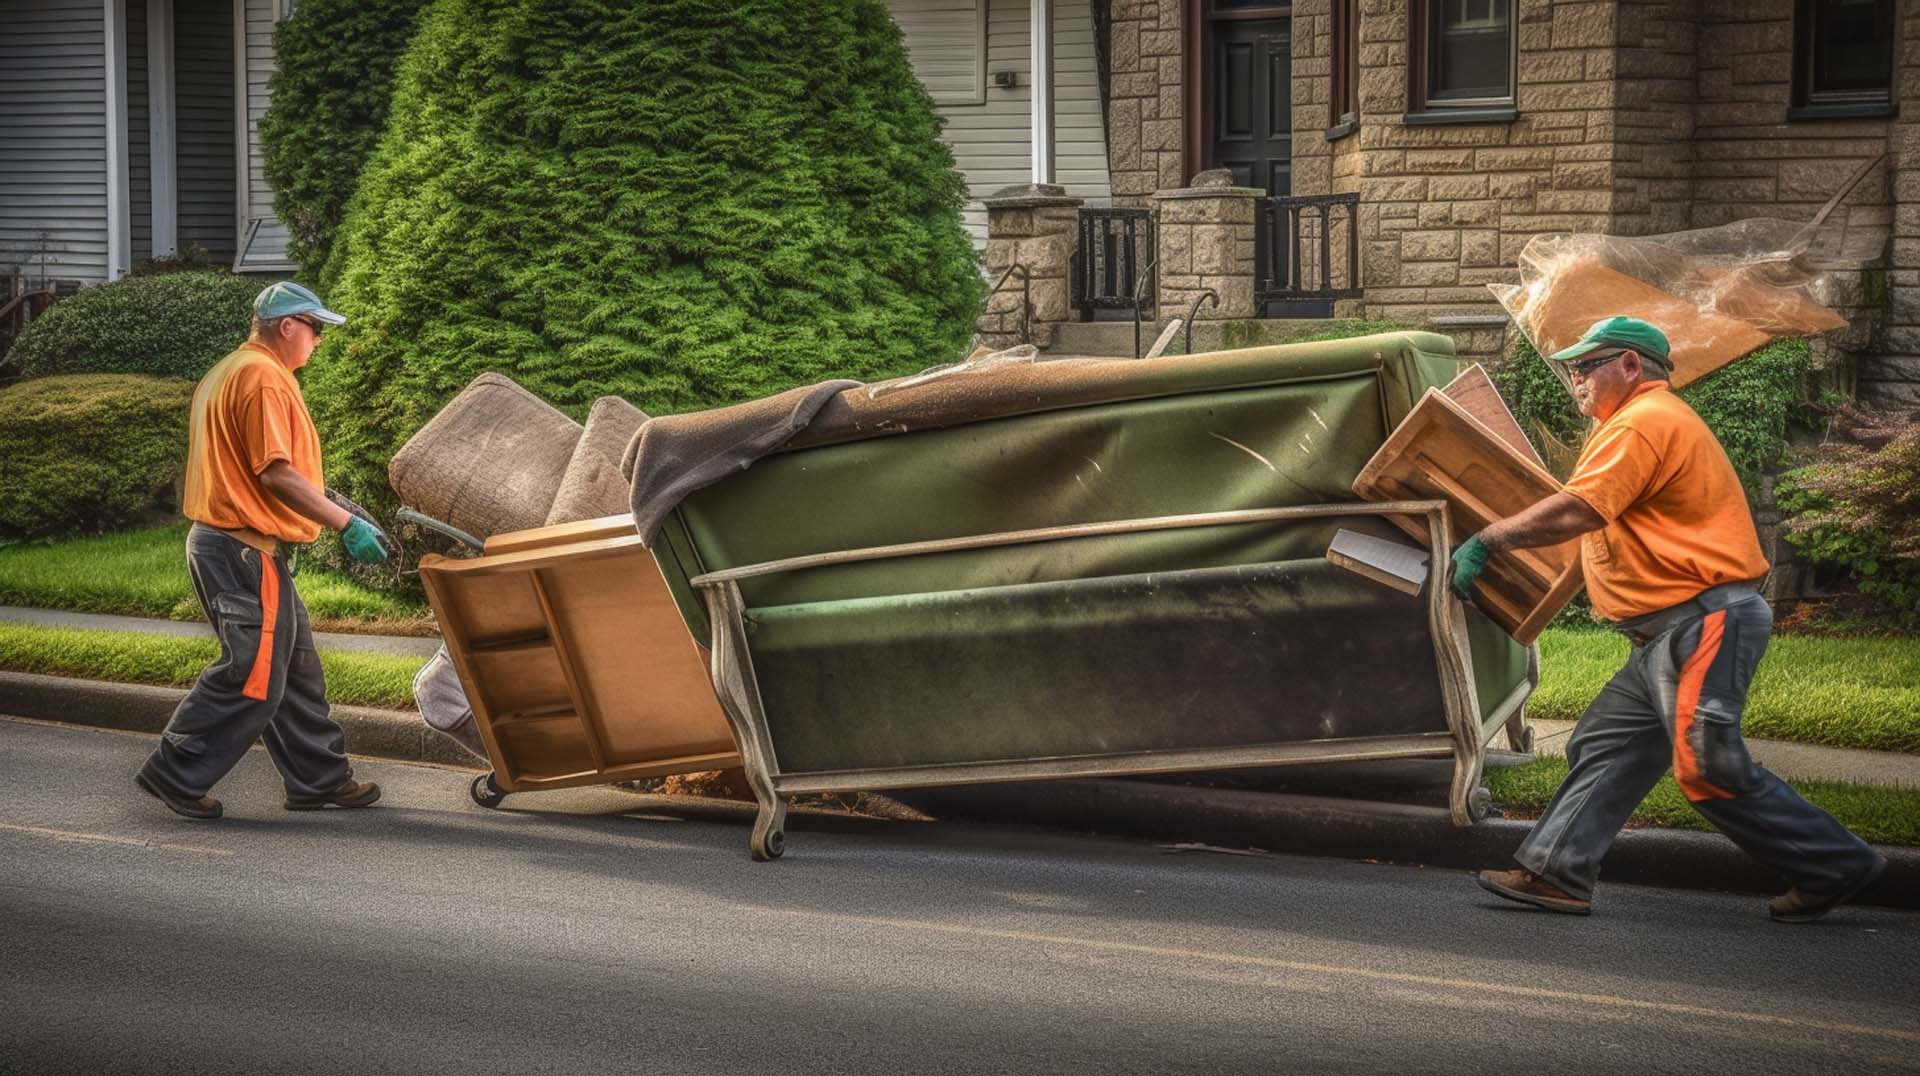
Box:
[254,281,346,325]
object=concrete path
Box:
[6,604,1917,788]
[1529,717,1920,789]
[5,716,1916,1076]
[0,605,442,658]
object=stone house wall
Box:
[1106,0,1187,201]
[1289,0,1632,361]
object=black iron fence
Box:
[1254,193,1362,317]
[1072,207,1155,320]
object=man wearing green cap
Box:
[1453,315,1884,921]
[136,282,395,820]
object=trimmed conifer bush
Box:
[306,0,985,523]
[0,375,193,537]
[4,272,259,382]
[261,0,431,279]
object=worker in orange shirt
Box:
[136,282,392,820]
[1451,316,1884,922]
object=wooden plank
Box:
[1352,388,1582,645]
[1441,364,1540,467]
[1326,529,1428,596]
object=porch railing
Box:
[1071,207,1155,320]
[1255,194,1362,317]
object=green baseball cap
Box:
[254,281,346,325]
[1548,315,1669,366]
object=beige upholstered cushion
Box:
[546,396,650,525]
[388,372,582,539]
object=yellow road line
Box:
[768,908,1920,1045]
[0,821,233,857]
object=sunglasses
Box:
[1564,348,1627,378]
[293,316,327,337]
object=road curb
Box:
[6,669,1914,909]
[0,671,478,769]
[897,780,1919,910]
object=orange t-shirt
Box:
[1560,381,1769,621]
[181,342,325,543]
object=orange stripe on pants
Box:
[1673,609,1734,801]
[241,554,280,702]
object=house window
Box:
[1329,0,1358,137]
[1793,0,1897,119]
[1406,0,1516,123]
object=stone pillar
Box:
[1151,170,1261,322]
[977,183,1084,350]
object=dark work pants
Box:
[141,524,352,799]
[1513,591,1881,900]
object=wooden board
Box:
[419,528,740,792]
[1352,388,1583,645]
[1441,364,1540,467]
[1326,529,1429,596]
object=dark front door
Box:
[1209,15,1291,195]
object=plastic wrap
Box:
[1490,213,1882,389]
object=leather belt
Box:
[215,525,282,558]
[1610,580,1763,646]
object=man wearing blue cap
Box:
[136,282,394,820]
[1452,316,1884,922]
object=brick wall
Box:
[1106,0,1186,201]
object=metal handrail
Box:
[984,262,1032,345]
[1132,258,1157,358]
[1183,289,1219,355]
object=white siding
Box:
[890,0,1110,245]
[233,0,292,270]
[128,0,151,261]
[0,0,109,284]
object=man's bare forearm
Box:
[259,460,352,531]
[1479,492,1604,553]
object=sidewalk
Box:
[2,605,1915,907]
[1528,718,1920,788]
[9,605,1915,789]
[0,606,442,659]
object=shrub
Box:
[1491,335,1814,492]
[306,0,985,528]
[1777,411,1920,626]
[261,0,432,280]
[0,375,193,537]
[4,272,260,381]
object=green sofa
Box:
[645,331,1536,858]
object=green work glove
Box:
[341,516,391,564]
[1449,534,1491,602]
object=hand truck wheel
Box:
[470,772,507,809]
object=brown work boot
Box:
[136,768,223,820]
[1769,856,1888,924]
[285,777,382,811]
[1474,868,1592,916]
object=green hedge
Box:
[0,375,193,537]
[3,272,259,381]
[305,0,985,533]
[261,0,432,280]
[1778,418,1920,626]
[1491,335,1813,491]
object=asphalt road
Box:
[3,715,1916,1076]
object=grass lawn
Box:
[0,623,421,709]
[1534,628,1920,754]
[0,522,433,634]
[1486,756,1920,847]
